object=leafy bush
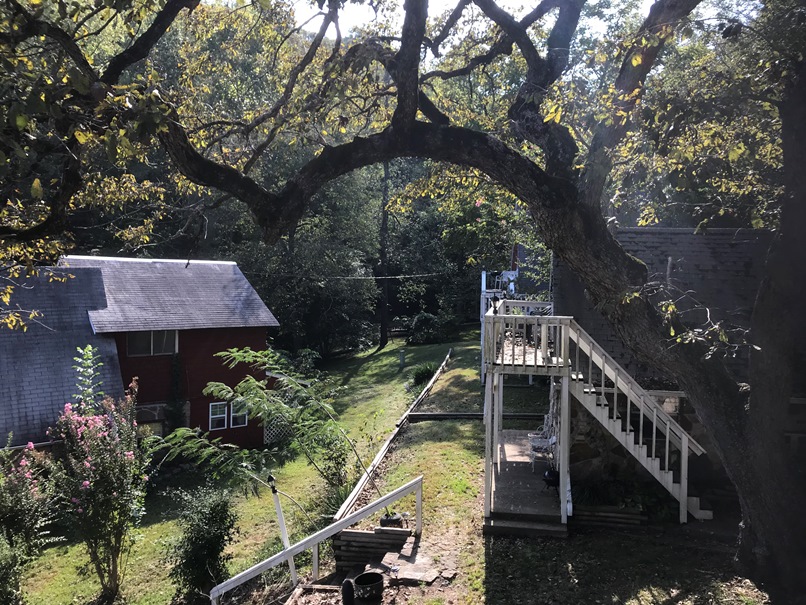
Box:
[0,535,22,605]
[0,440,57,603]
[406,312,444,345]
[50,383,152,603]
[165,486,238,598]
[408,362,439,388]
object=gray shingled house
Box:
[0,257,279,448]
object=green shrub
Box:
[165,486,238,599]
[0,535,23,605]
[406,313,444,345]
[409,362,439,388]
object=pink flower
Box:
[77,508,83,513]
[24,472,32,479]
[26,442,34,450]
[71,497,79,504]
[18,458,28,467]
[81,480,90,489]
[64,403,73,414]
[124,451,134,460]
[475,198,483,207]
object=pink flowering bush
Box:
[0,440,55,603]
[51,381,153,603]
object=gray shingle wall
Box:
[553,228,772,386]
[0,269,124,445]
[58,257,279,332]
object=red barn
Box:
[52,256,279,448]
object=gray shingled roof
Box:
[553,227,772,385]
[0,269,124,446]
[58,256,279,333]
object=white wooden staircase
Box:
[567,322,712,522]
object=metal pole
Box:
[270,477,298,585]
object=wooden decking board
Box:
[491,430,562,523]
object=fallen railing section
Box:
[209,476,423,605]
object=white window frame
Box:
[230,403,248,429]
[209,402,228,431]
[127,330,179,357]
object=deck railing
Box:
[483,301,571,372]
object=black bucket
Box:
[353,571,384,601]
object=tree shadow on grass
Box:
[395,419,485,458]
[483,529,767,605]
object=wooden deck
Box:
[491,338,569,375]
[490,430,562,523]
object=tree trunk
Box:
[376,161,391,351]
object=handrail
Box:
[209,476,424,604]
[567,320,705,456]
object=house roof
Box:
[58,256,279,333]
[0,268,125,446]
[552,227,772,386]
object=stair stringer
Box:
[566,322,712,522]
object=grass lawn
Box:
[22,334,462,605]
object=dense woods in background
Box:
[1,0,805,600]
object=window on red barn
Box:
[230,401,248,428]
[127,330,178,356]
[209,402,227,430]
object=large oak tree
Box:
[1,0,804,599]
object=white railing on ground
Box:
[209,476,424,605]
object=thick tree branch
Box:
[422,0,560,81]
[3,0,97,83]
[545,0,584,83]
[392,0,429,127]
[580,0,701,209]
[472,0,544,71]
[101,0,201,85]
[429,0,470,56]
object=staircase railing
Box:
[567,320,704,457]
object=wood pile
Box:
[333,528,412,572]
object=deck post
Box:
[494,372,504,467]
[559,375,571,523]
[679,433,689,524]
[483,372,493,517]
[480,271,487,384]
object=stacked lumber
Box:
[333,527,412,572]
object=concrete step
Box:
[483,517,567,538]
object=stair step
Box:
[687,497,714,521]
[483,517,567,538]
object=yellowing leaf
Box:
[74,130,90,144]
[631,54,643,67]
[31,178,43,199]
